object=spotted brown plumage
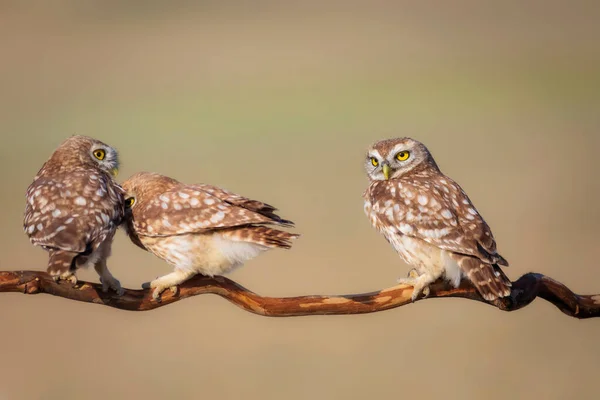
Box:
[122,172,299,300]
[363,137,510,301]
[23,135,125,294]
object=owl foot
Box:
[407,268,420,279]
[99,275,125,296]
[142,281,178,301]
[397,274,431,302]
[51,271,78,286]
[143,270,196,301]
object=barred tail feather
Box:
[456,256,512,301]
[221,226,299,249]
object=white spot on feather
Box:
[74,197,87,206]
[38,196,48,208]
[417,195,428,206]
[210,211,225,224]
[399,223,413,234]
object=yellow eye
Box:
[396,151,410,161]
[93,149,106,160]
[370,157,379,167]
[124,197,135,208]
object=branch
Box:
[1,270,598,318]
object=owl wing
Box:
[24,171,124,253]
[134,184,292,237]
[368,177,507,266]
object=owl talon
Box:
[99,276,124,296]
[407,268,420,279]
[51,272,78,286]
[151,288,163,302]
[149,285,178,301]
[397,276,432,302]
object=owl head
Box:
[49,135,120,177]
[121,172,180,214]
[364,137,439,181]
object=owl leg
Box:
[47,250,78,285]
[94,261,124,296]
[397,270,436,301]
[142,269,196,301]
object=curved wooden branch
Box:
[1,270,598,318]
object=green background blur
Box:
[1,1,599,399]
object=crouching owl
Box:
[121,172,299,300]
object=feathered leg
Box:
[47,250,78,285]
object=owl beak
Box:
[110,168,119,177]
[382,163,391,180]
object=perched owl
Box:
[24,135,125,294]
[363,137,511,301]
[121,172,299,300]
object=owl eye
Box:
[93,149,106,160]
[124,197,135,208]
[396,151,410,161]
[370,157,379,167]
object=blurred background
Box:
[1,1,599,399]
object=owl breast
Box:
[364,196,461,283]
[140,232,267,277]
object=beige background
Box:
[1,1,599,399]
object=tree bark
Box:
[1,270,598,318]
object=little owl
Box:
[24,135,125,294]
[363,137,511,301]
[121,172,299,300]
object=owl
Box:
[121,172,299,300]
[363,137,511,302]
[24,135,125,294]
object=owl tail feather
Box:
[47,250,78,276]
[456,256,512,302]
[221,226,299,249]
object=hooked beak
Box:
[382,163,391,180]
[110,168,119,177]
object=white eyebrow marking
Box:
[368,149,383,160]
[390,143,407,155]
